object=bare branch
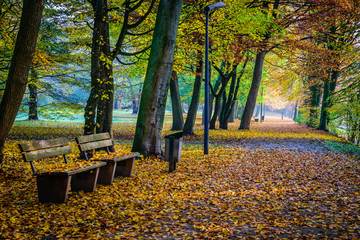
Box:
[127,28,154,36]
[119,45,151,56]
[128,0,156,29]
[116,56,138,66]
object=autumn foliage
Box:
[1,120,359,239]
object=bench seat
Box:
[76,133,140,185]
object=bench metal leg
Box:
[71,168,100,192]
[97,162,116,185]
[36,175,71,203]
[114,158,135,177]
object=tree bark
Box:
[228,107,235,123]
[308,79,321,127]
[207,62,224,123]
[233,100,239,119]
[132,0,183,156]
[293,101,298,121]
[318,69,338,131]
[28,69,39,121]
[0,0,44,162]
[210,90,222,129]
[170,71,184,131]
[318,79,329,130]
[183,57,203,135]
[239,49,267,130]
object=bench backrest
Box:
[18,138,71,174]
[75,133,113,160]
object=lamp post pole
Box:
[204,2,226,155]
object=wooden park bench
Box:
[18,138,106,203]
[75,133,140,185]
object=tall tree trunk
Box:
[308,79,321,127]
[327,70,339,125]
[84,0,104,135]
[127,77,139,114]
[318,78,329,130]
[318,25,339,131]
[210,92,222,129]
[208,62,224,122]
[239,49,267,130]
[0,0,44,162]
[218,90,226,122]
[84,0,114,138]
[255,104,260,117]
[318,69,338,131]
[183,57,203,135]
[28,69,39,121]
[228,107,235,123]
[233,100,239,119]
[132,0,183,156]
[238,106,245,120]
[260,88,263,122]
[219,67,237,129]
[170,71,183,131]
[293,101,298,121]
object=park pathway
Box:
[1,120,359,239]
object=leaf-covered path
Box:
[1,121,359,239]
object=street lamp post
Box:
[204,2,226,155]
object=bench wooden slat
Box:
[36,162,106,176]
[23,145,72,162]
[19,138,69,152]
[69,162,106,174]
[76,133,111,144]
[106,152,141,163]
[78,139,113,152]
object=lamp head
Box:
[205,2,226,12]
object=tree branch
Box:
[212,63,226,80]
[116,56,138,66]
[129,0,145,12]
[119,45,151,56]
[127,28,154,36]
[128,0,156,29]
[105,7,119,12]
